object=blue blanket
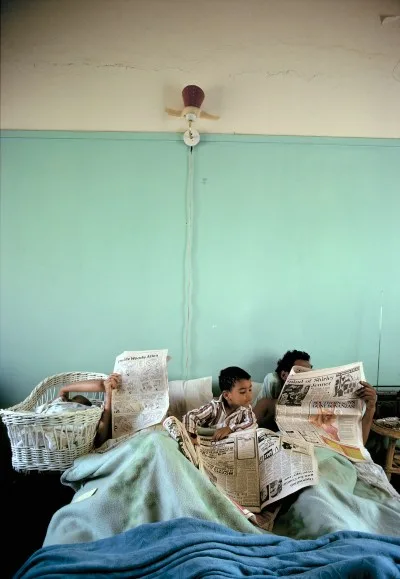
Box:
[16,518,400,578]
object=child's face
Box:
[224,379,253,409]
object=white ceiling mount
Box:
[184,112,198,123]
[183,128,200,147]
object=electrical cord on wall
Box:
[376,290,383,388]
[183,146,194,381]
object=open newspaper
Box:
[112,350,169,438]
[163,417,318,515]
[276,362,368,461]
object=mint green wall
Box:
[1,132,399,406]
[193,138,400,387]
[0,133,187,406]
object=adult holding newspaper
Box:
[253,350,312,432]
[253,351,377,445]
[58,373,121,446]
[274,362,378,460]
[254,350,313,403]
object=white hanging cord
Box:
[376,290,383,387]
[182,147,194,381]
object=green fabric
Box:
[44,432,400,547]
[273,447,400,539]
[44,430,260,546]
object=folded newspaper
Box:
[163,417,318,515]
[276,362,369,461]
[111,350,169,438]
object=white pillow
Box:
[168,377,213,421]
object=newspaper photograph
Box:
[276,362,368,461]
[112,350,169,438]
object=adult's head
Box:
[275,350,311,384]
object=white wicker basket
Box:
[0,372,107,472]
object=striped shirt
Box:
[183,395,257,436]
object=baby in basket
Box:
[17,374,121,451]
[53,373,121,447]
[35,394,93,415]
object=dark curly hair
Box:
[275,350,311,383]
[219,367,251,393]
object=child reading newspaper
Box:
[183,367,257,442]
[164,367,317,520]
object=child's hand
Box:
[104,373,121,391]
[356,382,377,412]
[213,426,232,441]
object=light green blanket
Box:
[44,430,260,546]
[43,431,400,546]
[274,447,400,539]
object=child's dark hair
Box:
[70,395,92,407]
[219,367,251,393]
[275,350,310,382]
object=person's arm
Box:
[183,402,216,437]
[357,381,377,445]
[94,373,121,447]
[253,398,278,430]
[230,407,257,432]
[213,407,257,441]
[59,379,104,399]
[212,426,232,441]
[95,385,112,448]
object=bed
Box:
[14,427,400,577]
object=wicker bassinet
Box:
[0,372,107,472]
